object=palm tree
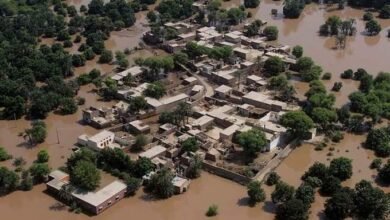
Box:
[175,102,192,126]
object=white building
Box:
[77,130,116,151]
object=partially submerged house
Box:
[46,170,127,215]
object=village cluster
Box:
[46,5,316,214]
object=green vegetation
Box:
[143,82,166,99]
[236,128,267,156]
[370,158,382,170]
[266,171,281,186]
[146,168,174,199]
[24,121,47,145]
[280,111,314,138]
[283,0,305,18]
[292,45,303,58]
[365,126,390,157]
[29,163,51,183]
[365,19,382,36]
[37,150,50,163]
[378,160,390,184]
[0,167,19,195]
[329,157,352,181]
[275,198,308,220]
[271,181,295,204]
[247,181,266,204]
[244,0,260,8]
[263,26,279,40]
[70,160,100,191]
[186,155,203,179]
[0,147,12,161]
[206,204,219,217]
[264,56,285,76]
[181,137,199,153]
[245,20,263,37]
[185,42,233,61]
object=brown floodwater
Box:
[0,84,114,169]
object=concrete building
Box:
[127,120,150,134]
[110,66,143,82]
[165,22,195,34]
[139,145,167,159]
[215,85,233,99]
[242,91,287,112]
[172,176,191,194]
[77,130,116,151]
[82,107,118,129]
[46,170,127,215]
[191,115,214,130]
[246,75,267,87]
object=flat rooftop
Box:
[139,145,166,159]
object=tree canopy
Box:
[236,128,267,156]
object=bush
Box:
[330,131,344,142]
[37,150,49,163]
[322,72,332,80]
[263,26,279,40]
[332,82,343,92]
[0,147,12,161]
[292,45,303,58]
[363,12,373,21]
[266,171,280,186]
[370,158,382,170]
[341,69,353,79]
[206,204,218,217]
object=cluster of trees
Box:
[245,20,263,37]
[24,121,47,146]
[365,126,390,157]
[280,110,314,138]
[283,0,306,18]
[324,180,389,220]
[236,128,267,157]
[348,72,390,123]
[156,0,194,22]
[263,26,279,40]
[244,0,261,8]
[136,56,174,81]
[0,150,51,195]
[293,56,323,82]
[0,147,12,162]
[365,19,382,36]
[143,82,166,99]
[205,0,247,30]
[185,42,233,61]
[158,102,192,127]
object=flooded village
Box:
[0,0,390,220]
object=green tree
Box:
[266,171,280,186]
[128,96,148,113]
[365,19,382,36]
[30,163,51,183]
[311,107,338,130]
[20,170,33,191]
[245,20,263,37]
[329,157,352,181]
[0,147,12,161]
[269,75,288,90]
[324,188,355,220]
[181,137,199,153]
[124,175,141,196]
[354,180,390,219]
[59,98,78,115]
[143,82,166,99]
[70,160,100,191]
[283,0,305,18]
[295,184,315,208]
[247,180,266,204]
[295,57,314,73]
[133,157,155,178]
[272,181,295,204]
[24,121,47,145]
[186,155,203,179]
[264,56,285,76]
[320,175,341,196]
[276,198,309,220]
[292,45,303,58]
[302,162,328,181]
[237,128,267,156]
[132,134,148,152]
[263,26,279,40]
[147,168,174,199]
[227,7,246,25]
[244,0,260,8]
[0,167,19,195]
[37,150,49,163]
[378,160,390,184]
[301,65,322,82]
[379,5,390,19]
[99,49,113,63]
[206,204,219,217]
[280,111,314,138]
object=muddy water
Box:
[0,172,275,220]
[274,132,389,219]
[0,84,114,169]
